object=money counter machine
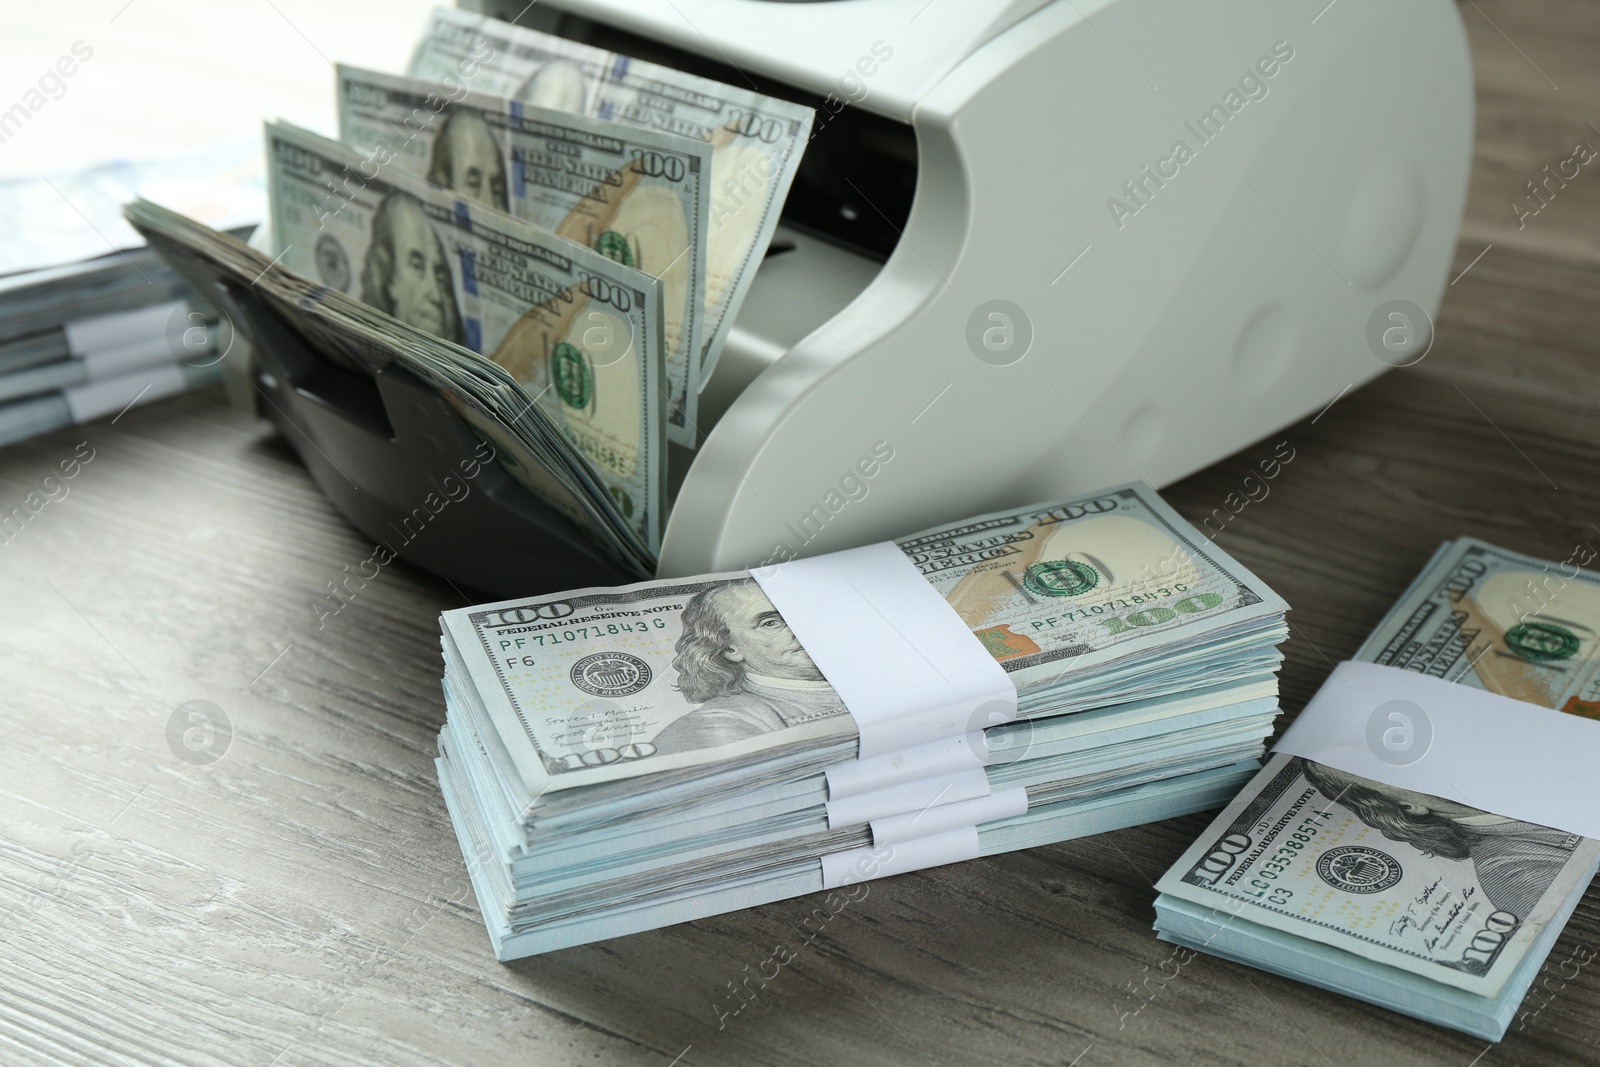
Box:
[232,0,1473,594]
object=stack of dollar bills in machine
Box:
[435,483,1292,958]
[1155,538,1600,1040]
[127,7,819,578]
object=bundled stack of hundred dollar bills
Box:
[1155,539,1600,1040]
[434,484,1291,958]
[123,8,813,575]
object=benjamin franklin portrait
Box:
[360,192,464,345]
[426,109,509,213]
[1301,760,1579,920]
[650,579,849,756]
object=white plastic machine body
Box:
[470,0,1474,577]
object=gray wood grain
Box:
[5,1,1600,1064]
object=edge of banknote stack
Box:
[432,483,1293,958]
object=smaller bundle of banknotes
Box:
[0,273,224,448]
[1156,538,1600,1040]
[434,483,1291,958]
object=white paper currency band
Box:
[82,332,188,379]
[871,787,1028,848]
[817,788,1028,889]
[63,299,186,357]
[64,364,186,424]
[752,542,1018,761]
[825,733,986,801]
[825,767,991,830]
[1274,661,1600,840]
[820,828,980,891]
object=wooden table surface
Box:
[5,2,1600,1064]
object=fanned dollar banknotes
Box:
[335,64,711,445]
[124,196,658,573]
[433,484,1292,958]
[121,6,817,575]
[266,119,668,556]
[1154,538,1600,1040]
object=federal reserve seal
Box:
[314,233,351,291]
[1504,621,1580,663]
[552,341,593,410]
[570,652,652,697]
[1316,845,1403,894]
[593,230,636,267]
[1023,559,1100,598]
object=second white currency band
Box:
[1274,660,1600,840]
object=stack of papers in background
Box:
[0,142,262,446]
[433,484,1292,958]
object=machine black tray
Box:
[211,277,633,598]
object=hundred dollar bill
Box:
[1155,752,1600,997]
[266,120,667,551]
[409,6,815,385]
[1156,537,1600,997]
[336,64,711,447]
[1357,537,1600,715]
[124,197,654,572]
[441,482,1288,796]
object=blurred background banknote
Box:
[407,6,813,384]
[1154,538,1600,1041]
